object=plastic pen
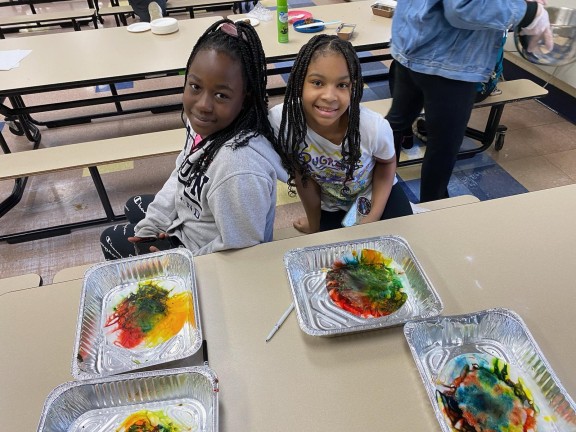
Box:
[265,303,295,342]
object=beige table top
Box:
[0,272,41,295]
[229,0,392,60]
[0,16,220,95]
[1,185,576,430]
[0,9,96,26]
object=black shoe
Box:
[401,134,414,149]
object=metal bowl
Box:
[514,6,576,66]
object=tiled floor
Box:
[1,0,575,284]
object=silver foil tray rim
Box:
[72,248,203,380]
[403,307,576,431]
[284,235,443,337]
[38,366,218,432]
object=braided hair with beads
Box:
[180,19,280,180]
[276,34,364,196]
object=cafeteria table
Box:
[0,16,220,221]
[0,0,96,14]
[229,1,392,62]
[0,15,221,137]
[1,3,391,220]
[1,185,575,431]
[0,1,391,141]
[229,0,393,93]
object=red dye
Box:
[105,297,146,348]
[105,281,174,349]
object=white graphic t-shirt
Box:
[269,104,397,212]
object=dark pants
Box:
[386,61,477,202]
[100,195,173,260]
[319,183,413,231]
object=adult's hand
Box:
[520,3,553,53]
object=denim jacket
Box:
[390,0,528,82]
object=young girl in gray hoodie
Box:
[100,19,286,259]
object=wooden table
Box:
[1,185,575,431]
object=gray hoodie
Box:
[134,129,287,256]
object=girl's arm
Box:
[294,172,322,234]
[193,171,274,256]
[133,167,179,237]
[361,156,396,224]
[134,138,190,237]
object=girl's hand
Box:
[149,233,169,252]
[128,234,169,253]
[358,214,379,225]
[128,235,156,244]
[293,216,316,234]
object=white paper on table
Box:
[372,0,397,8]
[0,49,32,71]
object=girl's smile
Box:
[314,105,340,118]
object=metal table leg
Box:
[8,96,41,144]
[398,104,506,167]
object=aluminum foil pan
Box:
[37,366,218,432]
[284,235,442,336]
[73,249,203,380]
[404,308,576,432]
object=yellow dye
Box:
[144,291,194,348]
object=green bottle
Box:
[277,0,289,43]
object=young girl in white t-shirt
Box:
[270,34,412,233]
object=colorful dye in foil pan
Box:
[105,280,194,349]
[325,248,408,318]
[116,409,191,432]
[436,353,538,432]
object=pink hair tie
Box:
[220,22,239,37]
[219,21,248,41]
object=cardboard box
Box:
[337,23,356,41]
[371,4,394,18]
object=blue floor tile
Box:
[360,62,388,73]
[397,180,419,203]
[397,176,476,203]
[453,164,527,200]
[400,138,497,173]
[453,151,497,172]
[361,88,380,102]
[399,163,527,203]
[364,82,391,100]
[96,82,134,93]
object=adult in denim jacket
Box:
[386,0,550,202]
